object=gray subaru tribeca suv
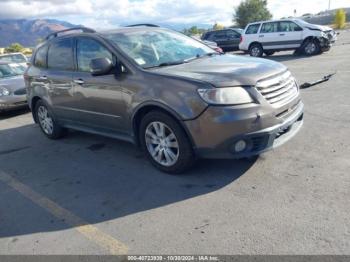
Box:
[25,25,304,173]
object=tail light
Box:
[240,35,243,43]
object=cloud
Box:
[0,0,349,29]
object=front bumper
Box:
[0,95,28,111]
[185,99,304,159]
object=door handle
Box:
[279,33,285,36]
[259,35,264,38]
[73,79,84,85]
[39,76,47,80]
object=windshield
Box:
[0,64,25,78]
[0,54,27,63]
[104,29,216,68]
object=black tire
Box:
[34,100,67,139]
[264,50,275,56]
[139,111,195,174]
[249,43,263,57]
[303,39,321,56]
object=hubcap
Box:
[305,42,316,54]
[251,47,260,57]
[145,121,179,166]
[37,106,53,135]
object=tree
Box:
[213,23,225,30]
[334,9,346,29]
[233,0,272,28]
[5,43,24,53]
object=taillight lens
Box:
[240,35,243,43]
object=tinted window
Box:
[245,24,260,34]
[226,30,240,38]
[77,38,113,72]
[34,45,48,68]
[260,22,279,33]
[279,21,303,32]
[213,31,227,40]
[47,38,74,71]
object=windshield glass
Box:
[0,54,27,63]
[0,63,25,78]
[104,29,215,68]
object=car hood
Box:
[151,54,287,87]
[306,23,333,32]
[0,75,25,92]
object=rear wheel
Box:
[35,100,67,139]
[140,111,195,174]
[249,43,263,57]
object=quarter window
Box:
[245,24,260,34]
[77,38,113,72]
[260,22,279,33]
[34,45,48,68]
[47,38,74,71]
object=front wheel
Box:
[140,111,195,174]
[35,100,67,139]
[303,39,320,56]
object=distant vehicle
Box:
[0,62,27,112]
[201,28,242,51]
[239,19,337,57]
[0,53,28,67]
[192,36,223,53]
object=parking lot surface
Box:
[0,32,349,255]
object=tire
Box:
[264,50,275,56]
[34,100,67,139]
[249,43,263,57]
[139,111,195,174]
[303,39,320,56]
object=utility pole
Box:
[328,0,331,10]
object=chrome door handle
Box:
[73,79,84,85]
[39,76,47,80]
[279,33,285,36]
[259,35,264,38]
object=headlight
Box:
[198,87,254,105]
[0,86,10,97]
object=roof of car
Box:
[247,18,301,25]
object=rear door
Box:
[225,29,241,50]
[278,21,303,48]
[45,38,76,120]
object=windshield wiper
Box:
[145,60,187,69]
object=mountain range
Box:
[0,19,78,47]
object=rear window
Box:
[245,24,260,34]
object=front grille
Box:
[256,71,298,107]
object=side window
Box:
[279,21,303,32]
[34,45,48,68]
[213,31,227,40]
[260,22,278,33]
[47,38,74,71]
[226,30,240,38]
[245,24,260,34]
[77,38,113,72]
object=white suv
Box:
[239,19,337,57]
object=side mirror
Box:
[90,57,113,76]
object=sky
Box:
[0,0,349,29]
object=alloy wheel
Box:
[37,105,54,135]
[145,121,179,167]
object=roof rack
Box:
[45,27,96,40]
[126,24,160,27]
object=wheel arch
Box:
[248,41,263,51]
[31,96,42,123]
[131,102,196,148]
